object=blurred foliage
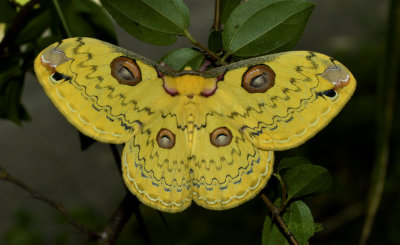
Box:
[1,0,399,245]
[2,210,43,245]
[0,0,116,125]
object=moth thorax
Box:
[163,75,217,97]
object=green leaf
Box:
[283,164,332,202]
[61,0,117,43]
[0,59,30,125]
[277,156,312,171]
[222,0,315,57]
[208,30,222,53]
[0,0,16,23]
[101,0,189,35]
[262,200,314,245]
[15,10,52,45]
[220,0,241,24]
[160,48,204,71]
[101,0,177,45]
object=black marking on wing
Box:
[317,89,336,99]
[52,72,71,82]
[62,38,156,132]
[228,51,325,133]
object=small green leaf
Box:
[0,0,16,23]
[220,0,241,24]
[277,156,312,171]
[283,164,332,202]
[262,200,314,245]
[314,222,324,233]
[208,30,222,53]
[101,0,177,45]
[15,10,52,45]
[222,0,315,57]
[160,48,204,71]
[101,0,190,35]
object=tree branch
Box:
[260,193,299,245]
[213,0,221,31]
[0,0,40,55]
[0,163,100,240]
[99,193,151,245]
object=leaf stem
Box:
[183,29,226,65]
[52,0,72,37]
[273,173,288,207]
[213,0,221,31]
[99,194,146,245]
[0,163,100,239]
[260,193,299,245]
[359,0,400,244]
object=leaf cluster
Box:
[0,0,116,124]
[261,157,332,244]
[0,1,332,244]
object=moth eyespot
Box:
[210,127,232,147]
[156,129,175,149]
[242,65,275,93]
[111,56,141,86]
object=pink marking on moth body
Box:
[201,85,217,97]
[200,74,222,97]
[163,81,179,96]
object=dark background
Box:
[1,0,397,244]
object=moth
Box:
[34,37,356,212]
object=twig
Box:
[260,193,299,245]
[105,144,151,245]
[183,29,226,66]
[0,0,40,55]
[98,193,151,245]
[0,163,100,239]
[134,201,152,245]
[213,0,221,31]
